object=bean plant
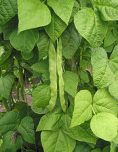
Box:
[0,0,118,151]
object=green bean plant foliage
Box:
[0,0,118,151]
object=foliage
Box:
[0,0,118,151]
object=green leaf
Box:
[71,90,92,127]
[0,75,14,99]
[104,30,116,47]
[61,115,96,144]
[74,142,91,152]
[93,89,118,116]
[32,85,50,113]
[74,8,107,47]
[45,13,67,42]
[61,23,81,59]
[18,116,35,144]
[109,81,118,100]
[31,60,49,75]
[37,111,62,131]
[2,131,23,152]
[91,48,114,88]
[0,45,12,65]
[110,142,118,152]
[91,148,102,152]
[0,0,17,26]
[37,31,50,60]
[92,0,118,21]
[109,44,118,73]
[41,130,76,152]
[0,111,20,135]
[80,48,91,71]
[18,0,51,32]
[10,29,39,53]
[47,0,75,24]
[90,112,118,141]
[63,71,78,97]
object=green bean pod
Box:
[57,39,66,112]
[47,41,57,111]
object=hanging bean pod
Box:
[57,39,66,112]
[47,41,57,111]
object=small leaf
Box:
[18,0,51,32]
[37,111,62,131]
[32,85,51,113]
[71,90,92,127]
[0,111,20,135]
[45,13,67,42]
[0,75,14,99]
[47,0,75,24]
[90,112,118,141]
[109,44,118,73]
[74,142,91,152]
[61,23,81,59]
[31,60,49,75]
[0,0,17,26]
[18,116,35,144]
[37,31,50,60]
[63,71,78,97]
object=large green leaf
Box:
[10,29,39,53]
[74,8,107,47]
[32,85,51,113]
[61,115,96,144]
[0,111,20,135]
[63,71,78,97]
[45,13,67,42]
[90,112,118,141]
[71,90,92,127]
[18,0,51,32]
[18,116,35,144]
[92,0,118,21]
[0,75,14,99]
[47,0,75,24]
[41,130,76,152]
[2,131,23,152]
[93,89,118,116]
[91,48,114,88]
[61,23,81,59]
[0,0,17,26]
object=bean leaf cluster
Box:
[0,0,118,152]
